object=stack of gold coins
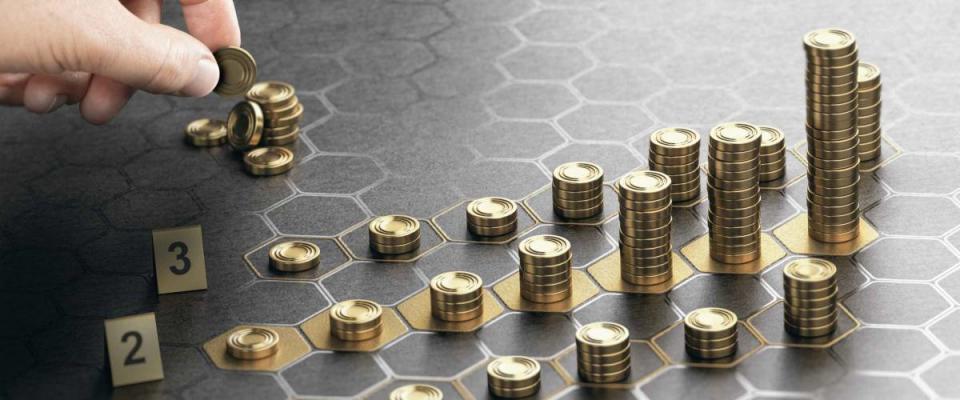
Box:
[616,170,673,285]
[758,126,786,182]
[466,197,518,237]
[518,235,572,303]
[857,62,882,161]
[390,384,444,400]
[430,271,484,322]
[706,123,762,264]
[487,356,541,398]
[329,299,383,341]
[804,28,861,243]
[184,119,228,147]
[648,127,701,202]
[782,258,838,337]
[227,327,280,360]
[268,241,321,272]
[246,81,304,146]
[576,322,631,383]
[368,215,421,255]
[684,307,738,360]
[552,162,604,219]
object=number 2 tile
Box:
[104,312,164,387]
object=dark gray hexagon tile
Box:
[374,3,451,40]
[415,243,517,286]
[327,77,419,114]
[556,387,637,400]
[485,83,579,119]
[0,340,33,385]
[661,48,754,86]
[445,0,534,22]
[229,281,327,324]
[469,121,565,160]
[103,190,201,230]
[832,327,939,373]
[460,359,568,400]
[380,333,485,378]
[587,29,677,66]
[54,124,151,167]
[247,237,347,281]
[526,185,617,225]
[886,115,960,153]
[573,293,680,339]
[646,88,742,125]
[479,313,577,357]
[57,274,155,319]
[29,319,103,367]
[0,143,56,187]
[672,207,708,247]
[7,205,107,249]
[856,238,957,281]
[155,293,237,345]
[398,97,493,139]
[455,160,549,200]
[373,142,475,180]
[258,55,347,92]
[5,365,109,400]
[430,24,520,60]
[516,9,605,43]
[291,154,383,194]
[921,355,960,399]
[234,0,294,34]
[843,282,950,326]
[557,340,664,384]
[183,372,286,400]
[28,165,129,206]
[898,74,960,114]
[514,225,614,269]
[344,40,435,77]
[820,373,927,400]
[542,143,645,184]
[572,66,665,102]
[865,196,960,237]
[203,253,257,293]
[282,352,386,397]
[0,106,78,144]
[321,261,425,305]
[760,190,799,230]
[111,345,211,399]
[640,367,746,400]
[882,153,960,194]
[361,176,464,219]
[413,59,504,98]
[740,347,844,392]
[433,200,537,243]
[370,380,465,400]
[559,104,654,142]
[931,309,960,350]
[188,212,272,256]
[0,292,58,339]
[267,195,366,236]
[942,269,960,303]
[305,113,393,154]
[594,0,692,30]
[191,168,294,213]
[111,90,176,122]
[501,45,592,80]
[668,274,774,319]
[763,256,866,300]
[0,248,83,292]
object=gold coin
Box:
[758,126,785,152]
[227,101,264,151]
[783,258,837,289]
[519,235,571,265]
[576,322,630,352]
[369,215,420,245]
[684,308,737,337]
[184,118,227,147]
[803,28,856,56]
[227,327,279,360]
[431,271,483,296]
[243,146,294,176]
[709,122,761,152]
[487,356,541,388]
[389,384,443,400]
[246,81,297,106]
[857,62,881,90]
[650,127,701,156]
[261,128,300,146]
[553,162,604,189]
[268,241,321,272]
[263,103,304,129]
[467,197,518,226]
[214,47,258,97]
[330,299,382,328]
[617,170,672,201]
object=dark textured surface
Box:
[2,0,959,399]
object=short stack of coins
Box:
[804,28,861,243]
[226,327,280,360]
[576,322,631,383]
[684,307,738,360]
[782,258,838,337]
[648,127,701,202]
[329,299,383,341]
[552,162,604,219]
[706,123,762,264]
[247,81,304,146]
[268,240,321,272]
[518,235,572,303]
[758,126,786,182]
[487,356,541,398]
[857,62,882,161]
[430,271,484,322]
[368,215,421,255]
[616,170,673,285]
[389,384,444,400]
[466,197,518,237]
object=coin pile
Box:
[390,384,443,400]
[466,197,518,237]
[758,126,786,182]
[184,119,227,147]
[684,307,738,360]
[268,241,321,272]
[552,162,604,219]
[247,81,305,146]
[782,258,838,337]
[226,327,279,360]
[329,299,383,341]
[648,127,701,202]
[368,215,421,255]
[576,322,631,383]
[430,271,484,322]
[487,356,541,398]
[518,235,572,303]
[804,28,861,243]
[706,123,762,264]
[857,62,882,161]
[616,170,673,285]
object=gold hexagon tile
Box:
[397,289,503,333]
[680,233,786,275]
[587,251,693,294]
[773,213,879,256]
[203,325,310,372]
[651,321,764,369]
[300,307,408,352]
[430,199,539,245]
[746,301,859,349]
[492,270,599,313]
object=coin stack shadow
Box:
[616,170,673,285]
[783,258,838,337]
[552,162,605,219]
[758,126,786,182]
[706,123,762,264]
[857,62,882,161]
[430,271,484,322]
[648,128,701,202]
[684,307,738,360]
[466,197,518,237]
[486,356,542,398]
[804,28,861,243]
[329,300,383,341]
[576,322,631,383]
[368,215,421,255]
[518,235,572,303]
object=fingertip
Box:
[80,77,135,125]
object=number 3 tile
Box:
[152,225,208,294]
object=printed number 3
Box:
[168,241,191,275]
[122,331,146,366]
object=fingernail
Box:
[45,95,67,113]
[181,58,219,97]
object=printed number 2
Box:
[168,241,191,275]
[122,331,146,366]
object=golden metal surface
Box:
[152,225,208,295]
[389,384,444,400]
[709,123,762,152]
[649,127,701,156]
[488,356,541,398]
[244,146,294,176]
[268,240,321,272]
[782,258,837,289]
[466,197,518,226]
[587,251,693,294]
[493,270,598,313]
[104,313,164,387]
[553,162,604,190]
[773,213,879,256]
[246,81,297,106]
[746,301,859,349]
[329,299,383,341]
[616,171,672,201]
[803,28,857,56]
[397,289,503,333]
[857,62,881,87]
[301,307,407,352]
[518,235,571,265]
[684,308,738,338]
[577,322,630,353]
[184,119,227,147]
[213,47,257,97]
[227,101,264,151]
[681,233,786,274]
[369,215,421,245]
[203,325,309,372]
[226,327,280,360]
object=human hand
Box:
[0,0,240,124]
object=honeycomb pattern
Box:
[2,0,960,398]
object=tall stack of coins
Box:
[466,197,518,237]
[576,322,631,383]
[487,356,541,398]
[684,307,738,360]
[857,62,882,161]
[616,170,673,285]
[552,162,604,219]
[329,299,383,341]
[804,28,861,243]
[390,384,444,400]
[518,235,572,303]
[226,327,280,360]
[430,271,484,322]
[783,258,838,337]
[268,240,321,272]
[247,81,304,146]
[368,215,421,255]
[758,126,786,182]
[706,123,762,264]
[648,127,701,202]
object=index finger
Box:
[180,0,241,49]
